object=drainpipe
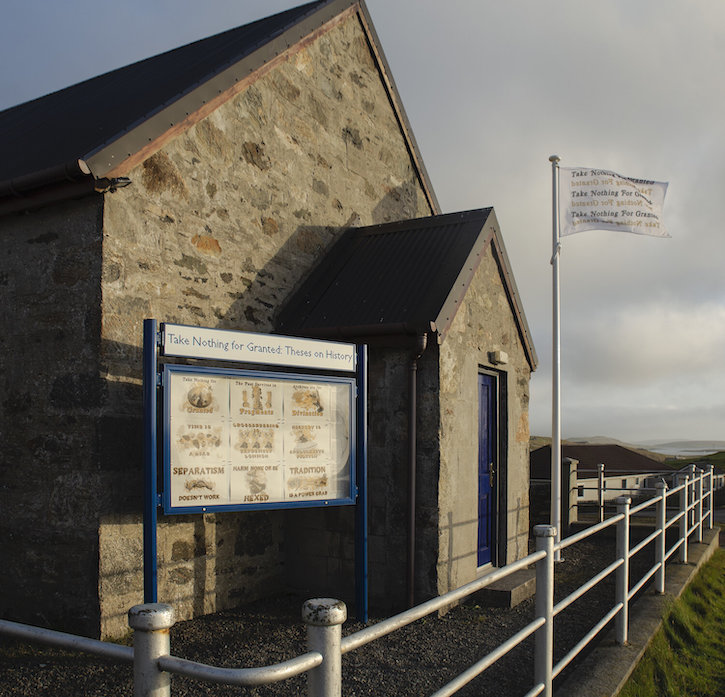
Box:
[407,332,428,608]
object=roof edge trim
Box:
[87,0,359,178]
[356,1,440,214]
[290,320,436,345]
[433,209,494,343]
[489,223,539,371]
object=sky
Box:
[2,1,724,444]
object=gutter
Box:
[0,159,91,198]
[291,321,436,345]
[0,159,131,217]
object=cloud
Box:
[2,0,723,442]
[564,302,725,386]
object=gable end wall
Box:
[97,13,432,637]
[438,239,531,594]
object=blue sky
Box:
[2,0,724,443]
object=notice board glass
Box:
[162,365,355,513]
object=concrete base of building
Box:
[474,569,537,608]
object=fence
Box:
[0,464,718,697]
[578,462,725,524]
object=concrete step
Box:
[473,568,536,608]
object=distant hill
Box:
[566,435,638,447]
[638,440,725,456]
[531,435,641,448]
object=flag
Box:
[559,167,669,238]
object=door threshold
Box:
[476,562,494,577]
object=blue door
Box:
[478,373,496,566]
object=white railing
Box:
[0,464,718,697]
[577,462,724,524]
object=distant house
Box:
[0,0,536,638]
[530,444,671,526]
[531,444,668,480]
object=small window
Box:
[577,486,584,497]
[622,479,627,489]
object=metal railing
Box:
[577,462,724,524]
[0,464,718,697]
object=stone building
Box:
[0,0,536,638]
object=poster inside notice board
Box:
[163,365,355,513]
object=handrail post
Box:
[534,525,556,697]
[655,482,667,594]
[128,603,174,697]
[694,467,703,543]
[303,598,347,697]
[615,497,631,645]
[688,465,697,539]
[677,474,689,563]
[707,465,715,529]
[597,463,605,523]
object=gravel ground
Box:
[0,527,660,697]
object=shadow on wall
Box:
[220,173,426,334]
[444,512,478,592]
[96,175,429,624]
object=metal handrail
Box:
[665,509,685,529]
[628,563,660,601]
[553,559,622,617]
[522,683,546,697]
[552,603,622,678]
[630,529,661,558]
[158,651,322,685]
[341,551,544,654]
[429,617,545,697]
[2,462,718,697]
[0,619,133,663]
[630,496,661,515]
[556,514,622,551]
[665,536,684,562]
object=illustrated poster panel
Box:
[168,373,230,508]
[166,371,353,510]
[283,381,351,502]
[229,377,284,505]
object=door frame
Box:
[477,368,508,569]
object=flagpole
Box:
[549,154,562,561]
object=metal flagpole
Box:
[549,155,562,561]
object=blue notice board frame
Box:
[143,319,368,621]
[161,364,357,515]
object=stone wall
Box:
[437,235,532,595]
[364,345,441,610]
[0,196,105,635]
[97,13,432,636]
[0,11,535,637]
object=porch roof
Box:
[277,207,538,369]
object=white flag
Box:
[559,167,669,238]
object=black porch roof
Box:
[277,208,537,369]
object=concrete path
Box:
[554,524,720,697]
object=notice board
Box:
[164,365,356,513]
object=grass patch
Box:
[619,549,725,697]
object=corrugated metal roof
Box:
[277,208,537,369]
[0,0,439,215]
[0,1,327,187]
